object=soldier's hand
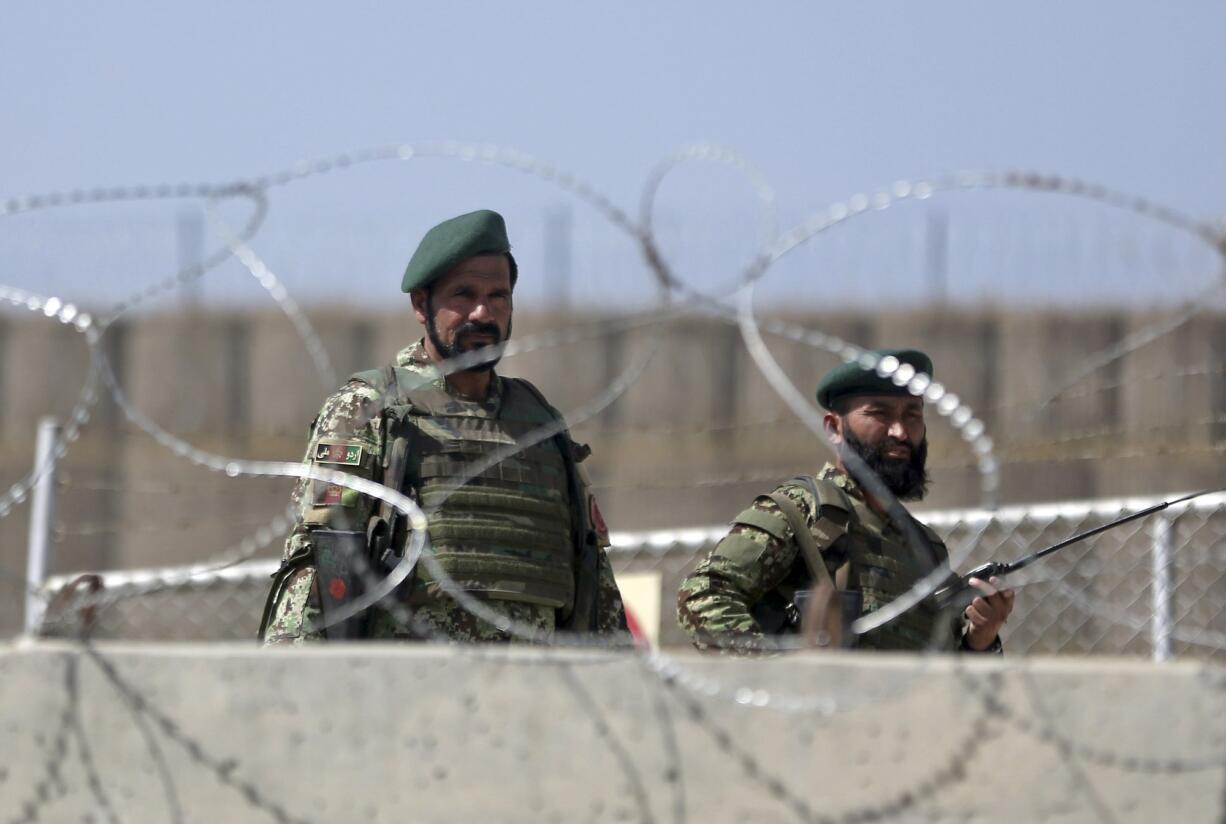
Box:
[963,576,1014,651]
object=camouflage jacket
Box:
[678,464,996,654]
[262,339,628,645]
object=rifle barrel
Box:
[1001,487,1225,575]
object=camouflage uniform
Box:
[678,464,992,654]
[262,339,628,644]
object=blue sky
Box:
[3,3,1225,309]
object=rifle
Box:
[935,487,1224,611]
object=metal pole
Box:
[24,416,61,635]
[544,205,572,310]
[177,206,203,308]
[925,207,948,306]
[1149,512,1175,662]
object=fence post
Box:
[1149,511,1175,662]
[24,417,61,636]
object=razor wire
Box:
[6,141,1223,661]
[38,490,1226,653]
[35,483,1226,784]
[3,142,1226,821]
[0,232,1216,662]
[31,485,1226,774]
[2,144,666,643]
[9,142,982,659]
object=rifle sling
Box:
[766,490,836,592]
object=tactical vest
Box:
[766,476,955,651]
[354,366,584,617]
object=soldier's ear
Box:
[823,412,843,445]
[409,288,429,326]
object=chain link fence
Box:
[35,490,1226,659]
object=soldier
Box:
[261,209,628,644]
[677,349,1014,653]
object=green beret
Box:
[401,209,517,292]
[816,348,934,410]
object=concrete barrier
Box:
[0,642,1222,822]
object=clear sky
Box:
[3,2,1226,310]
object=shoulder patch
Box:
[313,439,364,466]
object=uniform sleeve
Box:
[261,567,324,644]
[261,380,386,645]
[592,548,631,638]
[676,486,813,654]
[576,460,629,639]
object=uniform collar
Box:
[817,462,866,502]
[818,463,929,545]
[394,338,504,411]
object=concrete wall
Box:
[0,642,1221,823]
[0,307,1222,621]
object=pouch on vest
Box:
[793,588,862,648]
[311,529,369,640]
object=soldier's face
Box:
[837,394,926,452]
[826,394,929,500]
[412,255,513,371]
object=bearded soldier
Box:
[677,349,1013,653]
[261,209,628,643]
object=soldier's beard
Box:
[425,298,510,373]
[841,425,929,501]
